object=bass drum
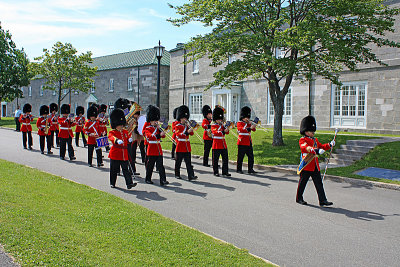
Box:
[137,115,147,135]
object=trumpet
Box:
[186,120,204,144]
[251,117,268,132]
[157,119,177,145]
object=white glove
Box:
[330,140,335,147]
[317,148,325,155]
[128,137,133,143]
[117,139,124,145]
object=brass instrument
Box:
[126,102,142,135]
[251,117,268,132]
[158,119,177,145]
[224,121,240,139]
[44,115,50,135]
[186,120,204,144]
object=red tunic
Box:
[36,116,51,136]
[143,124,165,156]
[84,120,101,145]
[236,121,256,146]
[108,129,131,161]
[98,115,108,136]
[211,123,229,150]
[58,117,75,138]
[299,136,331,172]
[19,114,33,132]
[75,116,86,133]
[171,120,179,141]
[142,121,151,146]
[175,123,193,153]
[202,118,213,141]
[49,113,59,131]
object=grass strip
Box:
[0,159,271,266]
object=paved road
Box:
[1,127,400,267]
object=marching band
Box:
[16,100,335,206]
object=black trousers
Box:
[51,130,59,147]
[132,140,146,163]
[237,144,254,171]
[175,152,195,178]
[110,159,133,187]
[296,167,328,203]
[88,144,103,165]
[171,142,176,159]
[127,142,137,172]
[15,117,20,131]
[213,149,229,175]
[39,135,52,153]
[203,140,212,166]
[75,131,87,147]
[22,131,33,148]
[60,137,74,159]
[145,156,166,183]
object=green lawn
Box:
[0,159,271,266]
[0,117,38,131]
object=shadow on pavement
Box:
[115,187,167,201]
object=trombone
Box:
[186,120,204,144]
[158,119,177,145]
[251,117,268,132]
[224,121,240,139]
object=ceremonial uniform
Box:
[75,106,87,147]
[211,106,230,176]
[108,108,136,189]
[49,103,60,147]
[201,105,213,167]
[58,104,75,160]
[171,107,178,159]
[236,107,256,173]
[174,105,196,180]
[84,106,103,167]
[19,103,33,149]
[143,105,168,186]
[36,105,52,154]
[296,115,334,206]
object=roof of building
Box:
[91,48,170,71]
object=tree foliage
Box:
[0,25,31,106]
[30,42,97,112]
[169,0,400,146]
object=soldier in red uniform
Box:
[49,103,59,148]
[75,106,87,147]
[143,105,168,186]
[296,115,335,206]
[236,106,257,174]
[201,105,213,167]
[84,105,103,167]
[19,103,33,150]
[108,108,137,189]
[171,107,178,159]
[174,105,197,180]
[58,104,76,160]
[211,106,231,177]
[98,104,110,152]
[36,105,53,154]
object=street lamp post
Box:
[154,40,165,108]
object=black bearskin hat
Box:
[91,103,99,111]
[49,103,58,112]
[202,105,212,118]
[300,115,317,135]
[110,108,127,129]
[213,106,224,121]
[173,107,178,120]
[177,105,190,120]
[23,103,32,113]
[87,105,98,119]
[39,105,49,116]
[114,98,131,110]
[146,105,160,122]
[240,106,251,120]
[99,104,107,113]
[60,104,70,114]
[76,106,84,116]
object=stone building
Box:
[169,1,400,134]
[3,48,170,119]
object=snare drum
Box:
[96,136,109,148]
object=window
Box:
[128,77,134,91]
[40,86,44,96]
[276,47,287,59]
[109,79,114,92]
[228,55,237,64]
[21,87,24,96]
[268,87,292,125]
[108,102,114,113]
[192,60,199,74]
[90,82,95,93]
[28,86,32,96]
[63,89,68,95]
[74,89,79,95]
[189,93,203,121]
[331,82,367,128]
[52,90,56,96]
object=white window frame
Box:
[63,89,68,95]
[52,90,56,96]
[90,82,95,93]
[109,78,114,92]
[189,93,203,122]
[331,81,367,129]
[21,87,24,96]
[127,77,134,91]
[267,87,292,125]
[108,102,114,113]
[28,86,32,97]
[228,55,237,64]
[276,47,287,59]
[74,89,79,95]
[40,86,44,96]
[192,59,199,74]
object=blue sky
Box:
[0,0,211,60]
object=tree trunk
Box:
[0,96,2,120]
[58,79,62,115]
[272,96,284,146]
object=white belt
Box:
[213,136,225,139]
[22,123,30,125]
[59,127,71,130]
[52,122,58,124]
[177,139,189,142]
[239,133,250,136]
[148,141,160,144]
